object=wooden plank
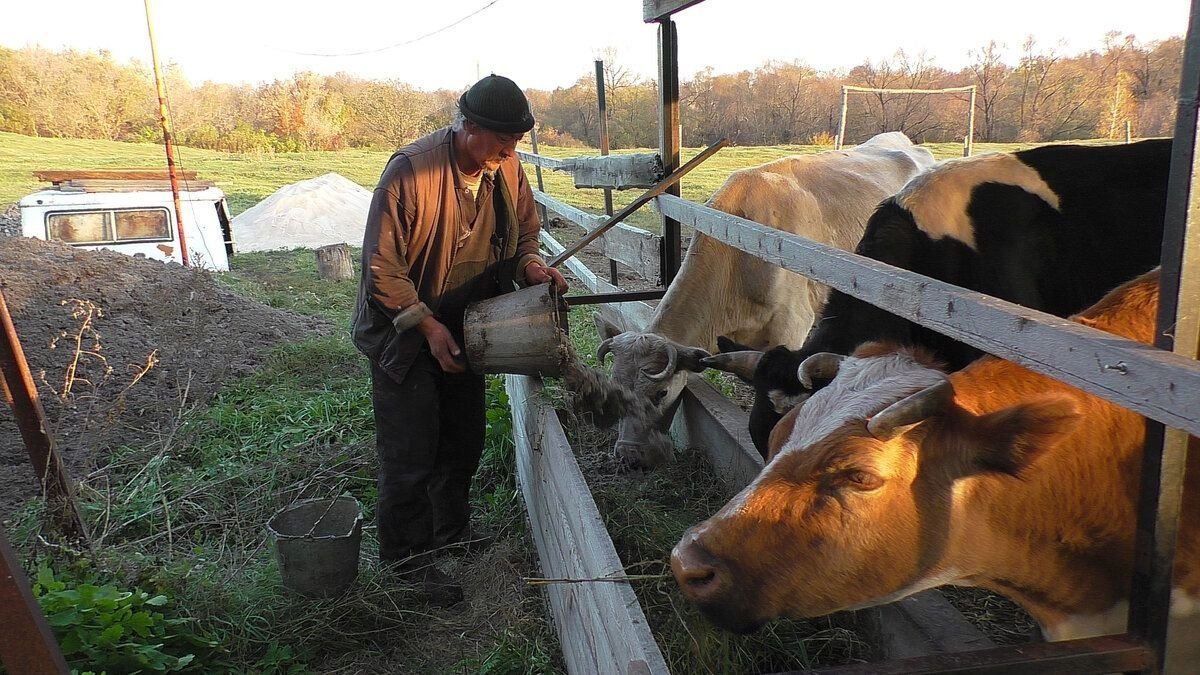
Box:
[55,179,214,192]
[541,230,655,330]
[519,150,663,189]
[560,154,664,190]
[535,192,661,282]
[516,151,564,170]
[34,169,199,182]
[656,194,1200,437]
[670,375,763,494]
[507,375,669,675]
[643,0,707,22]
[657,18,683,286]
[0,529,70,674]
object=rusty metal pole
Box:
[143,0,189,267]
[0,289,89,541]
[0,528,69,675]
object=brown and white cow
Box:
[595,132,937,469]
[671,269,1199,672]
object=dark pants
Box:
[372,354,485,564]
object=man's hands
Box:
[524,261,568,294]
[417,315,466,373]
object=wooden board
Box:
[540,230,656,330]
[656,193,1200,437]
[507,374,669,675]
[643,0,707,22]
[535,192,662,283]
[35,169,200,182]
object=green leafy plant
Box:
[33,566,205,673]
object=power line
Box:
[266,0,501,58]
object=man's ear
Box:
[593,312,623,340]
[956,395,1082,478]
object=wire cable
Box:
[266,0,501,58]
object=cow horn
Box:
[700,350,762,381]
[647,343,678,381]
[866,378,955,440]
[797,353,845,389]
[597,338,614,364]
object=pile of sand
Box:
[232,173,372,252]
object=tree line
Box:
[0,34,1182,154]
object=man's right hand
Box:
[417,316,466,373]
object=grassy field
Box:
[0,131,1042,229]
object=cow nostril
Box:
[671,542,723,599]
[684,567,716,590]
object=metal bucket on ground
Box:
[464,282,571,377]
[267,496,362,597]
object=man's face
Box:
[463,122,523,172]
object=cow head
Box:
[705,337,835,457]
[594,314,711,469]
[671,348,1079,634]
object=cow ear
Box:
[679,347,713,372]
[593,312,623,340]
[959,395,1081,478]
[717,335,752,353]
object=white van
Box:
[18,170,235,271]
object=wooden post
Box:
[596,59,618,286]
[965,86,977,157]
[657,18,682,288]
[529,127,549,225]
[0,289,89,541]
[836,86,850,149]
[314,243,353,281]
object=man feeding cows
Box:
[352,74,567,605]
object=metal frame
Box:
[644,0,1197,672]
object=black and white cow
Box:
[707,139,1172,454]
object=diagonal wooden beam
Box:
[0,289,90,542]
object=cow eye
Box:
[842,470,883,491]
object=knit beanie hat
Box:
[458,74,535,134]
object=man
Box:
[352,74,567,605]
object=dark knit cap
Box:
[458,74,535,134]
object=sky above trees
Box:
[0,0,1190,92]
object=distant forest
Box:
[0,34,1183,153]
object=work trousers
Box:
[372,353,486,564]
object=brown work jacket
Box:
[352,126,544,383]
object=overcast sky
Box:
[1,0,1190,92]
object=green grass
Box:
[1,131,1047,224]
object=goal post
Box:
[835,84,977,156]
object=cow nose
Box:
[671,533,724,602]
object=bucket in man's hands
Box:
[268,496,362,597]
[464,282,571,377]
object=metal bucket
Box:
[464,282,571,377]
[267,496,362,597]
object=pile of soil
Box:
[0,236,331,519]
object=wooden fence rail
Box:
[655,193,1200,436]
[533,191,662,283]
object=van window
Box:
[47,208,171,245]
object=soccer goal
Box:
[835,85,977,156]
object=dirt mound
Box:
[0,237,332,518]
